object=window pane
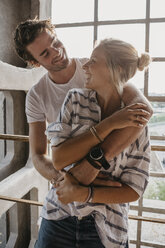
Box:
[141,208,165,245]
[131,71,144,92]
[148,62,165,96]
[56,27,93,58]
[128,210,138,240]
[98,0,146,20]
[98,24,145,52]
[149,101,165,136]
[51,0,94,24]
[150,0,165,18]
[150,23,165,57]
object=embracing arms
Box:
[30,83,152,185]
[55,125,150,205]
[55,172,139,204]
[51,83,152,169]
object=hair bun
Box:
[138,53,151,71]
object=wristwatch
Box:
[87,145,110,170]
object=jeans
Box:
[34,215,129,248]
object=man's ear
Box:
[28,60,40,67]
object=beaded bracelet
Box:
[84,186,94,203]
[90,126,104,143]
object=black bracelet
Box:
[86,154,102,170]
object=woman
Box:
[38,38,151,248]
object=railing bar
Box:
[0,134,165,151]
[136,241,165,248]
[130,240,165,248]
[150,136,165,141]
[0,195,43,206]
[0,134,165,147]
[150,172,165,177]
[151,145,165,151]
[0,195,165,223]
[0,134,29,142]
[128,215,165,224]
[130,205,165,214]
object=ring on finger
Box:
[50,178,56,185]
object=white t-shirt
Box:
[25,58,88,124]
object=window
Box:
[52,0,165,243]
[51,0,165,131]
[51,2,165,246]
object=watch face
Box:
[90,146,103,160]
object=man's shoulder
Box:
[27,72,48,96]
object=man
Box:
[14,18,152,247]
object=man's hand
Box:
[55,171,88,204]
[54,171,122,204]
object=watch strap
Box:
[86,154,102,170]
[99,157,110,170]
[89,145,110,170]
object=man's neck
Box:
[48,59,76,84]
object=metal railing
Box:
[0,133,165,247]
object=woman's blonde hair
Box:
[96,38,151,94]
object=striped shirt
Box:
[44,88,150,248]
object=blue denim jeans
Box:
[34,215,129,248]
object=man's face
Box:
[27,30,69,72]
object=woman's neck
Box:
[96,86,121,119]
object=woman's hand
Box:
[92,172,122,187]
[55,171,88,204]
[54,171,122,204]
[108,103,150,129]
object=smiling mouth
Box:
[85,73,91,81]
[53,51,64,64]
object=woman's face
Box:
[83,47,111,91]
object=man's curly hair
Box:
[13,18,55,63]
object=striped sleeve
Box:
[120,126,150,197]
[45,88,99,147]
[45,90,74,146]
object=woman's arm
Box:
[56,126,150,203]
[55,172,139,204]
[52,103,150,170]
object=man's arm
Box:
[122,82,153,112]
[102,82,153,161]
[29,121,60,181]
[29,122,116,186]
